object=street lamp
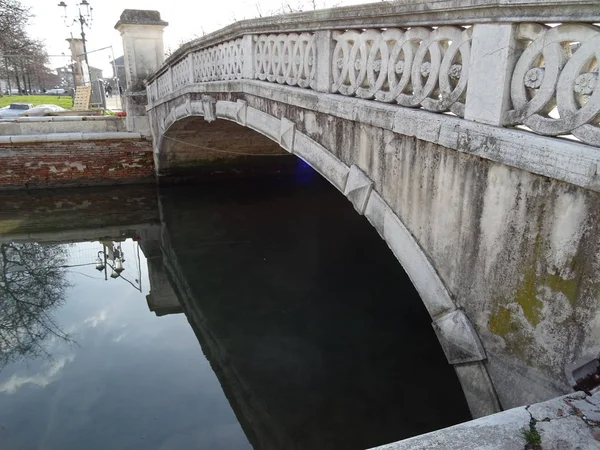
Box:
[57,1,93,85]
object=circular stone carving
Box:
[449,64,462,80]
[524,67,545,89]
[574,72,598,95]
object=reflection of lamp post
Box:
[58,1,93,84]
[96,243,126,281]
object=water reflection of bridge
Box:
[147,179,470,449]
[0,181,470,449]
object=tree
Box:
[0,0,29,50]
[0,242,72,369]
[0,0,52,94]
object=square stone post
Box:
[464,23,518,126]
[115,10,168,134]
[188,53,195,84]
[241,34,255,80]
[311,30,333,93]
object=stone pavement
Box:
[370,391,600,450]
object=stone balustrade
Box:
[146,1,600,146]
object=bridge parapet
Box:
[147,0,600,146]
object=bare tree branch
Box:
[0,242,73,369]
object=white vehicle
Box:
[46,88,67,95]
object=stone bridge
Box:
[118,1,600,418]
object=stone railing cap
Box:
[148,0,600,82]
[115,9,168,29]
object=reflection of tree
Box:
[0,242,72,368]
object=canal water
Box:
[0,169,471,449]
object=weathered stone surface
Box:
[150,87,600,417]
[279,117,295,153]
[235,99,247,126]
[114,9,167,27]
[433,310,487,364]
[454,362,502,418]
[116,9,168,133]
[343,165,372,214]
[370,392,600,450]
[0,117,124,136]
[145,0,600,420]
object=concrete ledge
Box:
[0,116,126,136]
[0,132,143,144]
[0,116,123,123]
[370,391,600,450]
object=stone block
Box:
[432,309,486,364]
[11,134,49,143]
[236,100,247,126]
[201,95,216,123]
[453,362,502,418]
[464,23,517,126]
[293,131,349,192]
[364,190,386,238]
[246,107,280,142]
[382,209,456,318]
[279,117,295,153]
[343,165,373,215]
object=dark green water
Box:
[0,169,470,449]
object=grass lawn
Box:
[0,95,72,109]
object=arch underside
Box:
[150,95,501,418]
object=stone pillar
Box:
[115,10,168,134]
[311,30,333,93]
[464,24,518,126]
[66,38,85,87]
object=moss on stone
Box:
[489,306,513,337]
[545,272,580,305]
[0,219,22,234]
[515,262,544,327]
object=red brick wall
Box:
[0,139,155,189]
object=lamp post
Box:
[58,1,93,85]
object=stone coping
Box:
[0,132,143,144]
[0,116,123,123]
[153,0,600,79]
[369,391,600,450]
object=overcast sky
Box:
[21,0,364,77]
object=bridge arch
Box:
[150,94,500,418]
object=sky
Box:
[21,0,365,78]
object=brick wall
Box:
[0,139,155,189]
[0,184,159,236]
